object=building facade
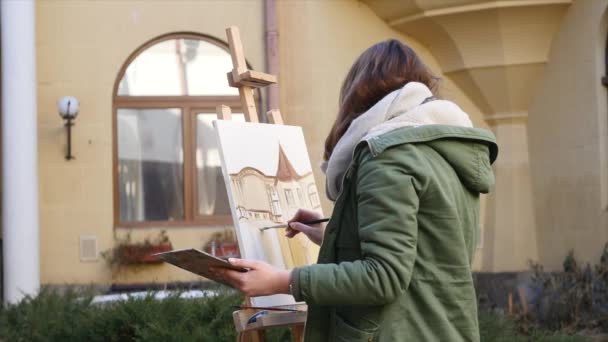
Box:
[1,0,606,302]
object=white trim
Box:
[442,61,547,76]
[388,0,572,27]
[485,112,528,125]
[1,0,40,303]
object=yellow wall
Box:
[35,0,507,285]
[529,0,608,271]
[36,0,265,285]
[276,0,488,270]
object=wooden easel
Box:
[216,26,306,342]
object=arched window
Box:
[113,33,249,227]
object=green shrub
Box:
[3,285,593,341]
[0,286,293,342]
[0,288,92,341]
[527,244,608,334]
[479,310,590,342]
[0,287,233,341]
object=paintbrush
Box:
[259,218,330,232]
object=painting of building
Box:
[231,144,321,264]
[214,120,322,306]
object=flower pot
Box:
[204,240,240,258]
[119,243,173,264]
[220,242,240,258]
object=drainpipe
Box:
[265,0,279,114]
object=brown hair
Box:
[323,39,439,161]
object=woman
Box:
[213,39,498,341]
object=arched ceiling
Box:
[362,0,572,117]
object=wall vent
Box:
[79,235,98,262]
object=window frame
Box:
[308,183,320,208]
[284,189,295,207]
[112,32,257,228]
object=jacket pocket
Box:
[334,313,379,342]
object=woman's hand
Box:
[210,259,291,297]
[286,209,325,246]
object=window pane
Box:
[196,113,245,216]
[117,108,184,222]
[307,183,320,208]
[118,38,238,96]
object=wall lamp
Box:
[57,96,80,160]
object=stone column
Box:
[481,114,538,271]
[1,0,40,303]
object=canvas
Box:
[214,120,323,307]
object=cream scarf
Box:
[321,82,474,201]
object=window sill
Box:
[115,217,234,229]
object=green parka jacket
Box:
[291,124,498,341]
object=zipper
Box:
[332,164,354,206]
[331,138,376,205]
[328,137,376,225]
[326,164,352,231]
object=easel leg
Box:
[255,330,265,342]
[290,324,304,342]
[239,330,264,342]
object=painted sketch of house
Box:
[230,145,321,223]
[229,144,321,269]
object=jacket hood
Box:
[365,125,498,194]
[427,137,496,193]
